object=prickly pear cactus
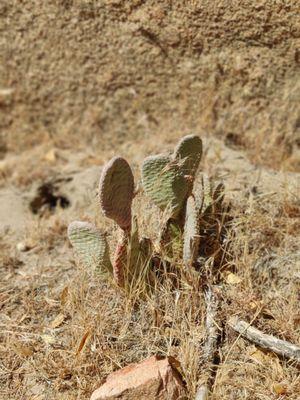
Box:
[183,174,204,266]
[141,154,190,218]
[141,135,202,219]
[183,197,201,267]
[99,156,134,231]
[173,134,202,179]
[68,221,112,274]
[113,231,129,287]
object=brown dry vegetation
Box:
[0,1,300,400]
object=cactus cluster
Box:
[68,134,224,290]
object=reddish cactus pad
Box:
[99,156,134,230]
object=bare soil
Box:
[0,2,299,399]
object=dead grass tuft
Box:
[1,142,299,399]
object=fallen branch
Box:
[202,287,220,364]
[195,286,221,400]
[228,316,300,363]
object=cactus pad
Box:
[173,134,202,178]
[68,221,112,274]
[183,197,201,267]
[141,135,202,218]
[141,154,190,218]
[183,175,204,266]
[99,156,134,230]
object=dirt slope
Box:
[1,1,300,169]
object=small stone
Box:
[44,148,57,163]
[16,242,30,252]
[90,355,186,400]
[162,27,180,46]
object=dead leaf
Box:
[225,272,242,284]
[248,346,279,367]
[60,286,69,306]
[248,347,266,365]
[76,330,90,356]
[50,313,65,329]
[273,383,288,395]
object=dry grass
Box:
[1,2,300,398]
[1,135,299,400]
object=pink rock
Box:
[90,355,187,400]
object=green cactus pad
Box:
[141,154,190,218]
[68,221,112,274]
[173,134,202,178]
[99,156,134,230]
[141,135,202,219]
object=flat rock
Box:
[90,355,187,400]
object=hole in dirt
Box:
[225,132,245,150]
[29,183,70,215]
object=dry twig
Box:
[195,286,221,400]
[228,316,300,363]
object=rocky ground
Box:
[1,1,299,399]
